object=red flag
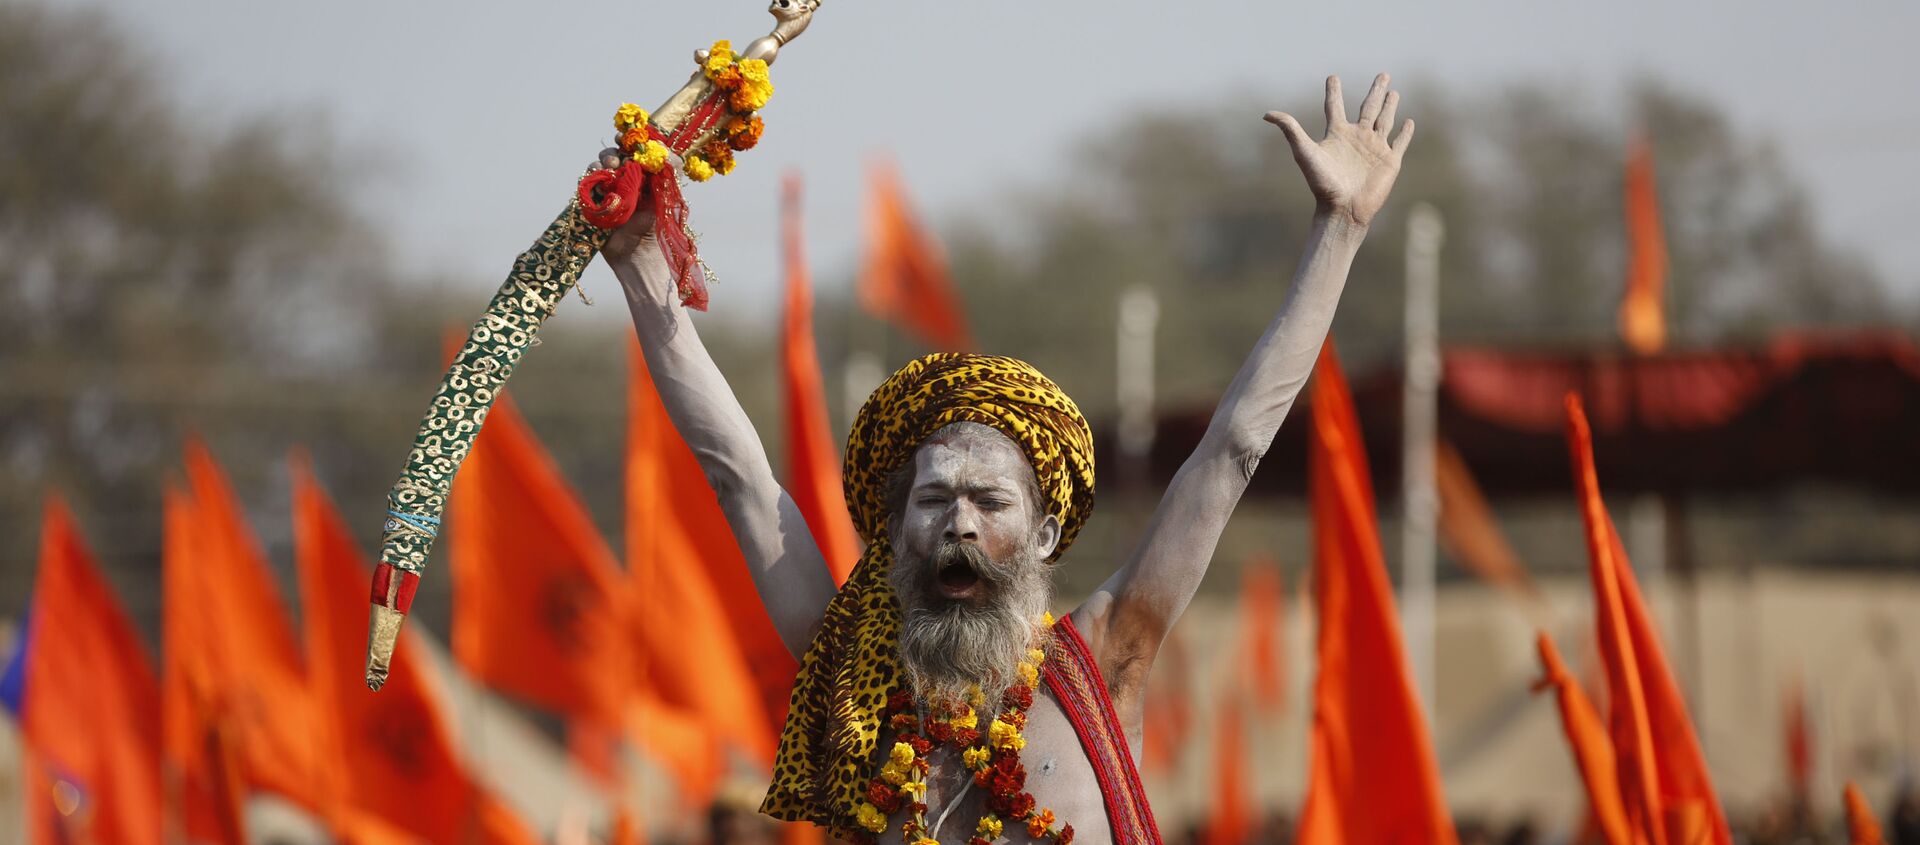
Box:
[1240,560,1287,713]
[1140,628,1192,775]
[1535,632,1632,845]
[176,441,325,810]
[1201,693,1254,845]
[449,394,630,729]
[21,499,164,845]
[1843,782,1885,845]
[1783,676,1812,805]
[856,161,972,350]
[293,454,539,845]
[782,172,860,585]
[626,338,786,764]
[160,488,248,845]
[1296,343,1458,845]
[1618,134,1669,355]
[1566,394,1730,845]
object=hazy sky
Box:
[64,0,1920,322]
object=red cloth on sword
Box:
[1296,343,1459,845]
[294,455,539,845]
[1565,394,1730,845]
[449,394,631,731]
[21,499,165,845]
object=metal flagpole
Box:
[1402,202,1444,722]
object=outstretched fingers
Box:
[1390,119,1417,157]
[1264,111,1311,148]
[1356,73,1390,130]
[1375,90,1399,134]
[1323,74,1346,130]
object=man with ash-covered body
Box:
[600,74,1415,845]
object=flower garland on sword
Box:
[856,615,1076,845]
[363,0,821,692]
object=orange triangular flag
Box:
[857,161,973,350]
[1140,628,1192,775]
[1202,692,1254,845]
[1618,134,1668,355]
[1435,439,1540,603]
[1240,559,1287,713]
[1296,342,1459,845]
[612,808,646,845]
[782,172,860,585]
[1783,676,1812,805]
[1535,631,1633,845]
[626,338,785,765]
[160,487,249,845]
[449,394,630,729]
[293,455,539,845]
[1565,395,1730,845]
[175,440,324,811]
[1843,782,1885,845]
[21,498,164,845]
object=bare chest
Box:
[877,691,1112,845]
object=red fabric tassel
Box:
[576,161,709,311]
[579,163,646,230]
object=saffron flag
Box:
[1202,693,1254,845]
[449,394,630,729]
[1843,782,1885,845]
[1240,559,1287,714]
[1566,395,1730,845]
[856,161,973,350]
[21,499,164,845]
[1618,134,1669,355]
[1783,677,1812,805]
[626,338,786,763]
[1296,343,1458,845]
[1140,628,1192,775]
[160,488,248,845]
[1535,632,1632,845]
[782,172,860,585]
[293,455,539,845]
[176,441,324,810]
[1435,439,1540,603]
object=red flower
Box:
[970,838,991,845]
[908,735,934,756]
[974,769,992,789]
[952,728,981,747]
[927,721,954,743]
[713,65,744,91]
[867,781,900,813]
[1003,685,1034,711]
[890,713,919,732]
[1010,793,1036,818]
[1058,825,1076,844]
[887,690,914,714]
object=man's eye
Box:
[916,497,947,507]
[977,500,1008,511]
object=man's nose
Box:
[942,501,980,543]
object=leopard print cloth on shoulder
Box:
[761,352,1096,835]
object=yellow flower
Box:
[881,763,907,786]
[704,40,735,77]
[728,79,773,113]
[962,747,991,771]
[890,742,916,766]
[684,156,714,182]
[901,780,927,799]
[966,685,986,707]
[713,151,737,175]
[912,839,939,845]
[950,707,979,731]
[856,802,888,833]
[738,57,770,85]
[632,140,669,173]
[1028,648,1046,666]
[1042,611,1056,627]
[977,815,1005,839]
[1017,661,1040,690]
[988,718,1026,752]
[614,102,647,131]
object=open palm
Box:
[1265,73,1415,227]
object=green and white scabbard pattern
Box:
[364,200,606,690]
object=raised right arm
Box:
[601,175,836,657]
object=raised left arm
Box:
[1075,74,1415,686]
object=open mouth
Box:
[935,561,984,599]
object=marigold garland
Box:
[852,616,1074,845]
[606,37,775,187]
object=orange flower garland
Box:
[853,617,1075,845]
[684,39,774,182]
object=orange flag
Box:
[1140,628,1192,775]
[857,161,973,350]
[1783,677,1812,805]
[1618,134,1668,355]
[161,488,249,845]
[449,394,630,729]
[21,499,164,845]
[1240,560,1287,713]
[1296,343,1459,845]
[1843,782,1885,845]
[1565,395,1730,845]
[1202,692,1254,845]
[626,338,786,764]
[293,455,540,845]
[1535,632,1632,845]
[174,441,325,810]
[1435,439,1540,603]
[782,172,860,585]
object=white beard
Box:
[890,539,1052,709]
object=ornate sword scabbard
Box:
[366,0,822,691]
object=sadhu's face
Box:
[893,429,1059,607]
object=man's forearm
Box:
[1203,209,1367,470]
